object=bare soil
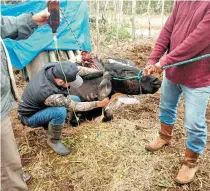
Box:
[10,40,210,191]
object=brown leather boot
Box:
[145,123,173,151]
[175,147,199,184]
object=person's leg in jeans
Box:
[70,95,81,102]
[159,75,182,125]
[1,117,28,191]
[183,86,210,154]
[175,85,210,184]
[146,74,182,151]
[27,107,67,127]
[27,107,70,156]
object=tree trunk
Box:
[147,0,151,38]
[119,0,123,26]
[161,0,165,26]
[114,0,119,45]
[131,0,136,41]
[147,0,151,13]
[102,0,108,21]
[96,0,100,56]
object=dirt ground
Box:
[10,39,210,191]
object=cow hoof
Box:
[102,109,113,122]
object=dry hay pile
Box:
[91,28,153,69]
[11,40,210,191]
[94,41,153,69]
[11,93,210,191]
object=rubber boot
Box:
[47,123,70,156]
[175,147,199,184]
[145,123,173,151]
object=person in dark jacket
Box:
[18,61,109,156]
[1,9,50,191]
[143,1,210,184]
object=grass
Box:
[10,93,210,191]
[105,24,131,42]
[11,41,210,191]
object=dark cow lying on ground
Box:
[69,58,161,126]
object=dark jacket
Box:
[18,64,69,118]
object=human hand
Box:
[96,98,110,108]
[143,64,157,76]
[154,62,163,74]
[32,8,50,26]
[143,62,163,76]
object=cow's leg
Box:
[102,108,113,122]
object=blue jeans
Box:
[27,95,81,128]
[159,74,210,154]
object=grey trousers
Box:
[1,116,28,191]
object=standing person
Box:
[1,9,50,190]
[143,1,210,184]
[18,61,109,156]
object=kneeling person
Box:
[18,62,109,156]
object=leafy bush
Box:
[105,25,131,42]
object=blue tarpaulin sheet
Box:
[1,0,91,69]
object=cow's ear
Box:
[99,58,106,67]
[103,71,111,80]
[98,71,112,100]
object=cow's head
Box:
[70,58,161,102]
[98,58,161,98]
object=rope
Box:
[112,71,143,81]
[112,71,143,94]
[163,54,210,70]
[60,8,82,51]
[54,41,71,95]
[112,54,210,80]
[54,39,80,126]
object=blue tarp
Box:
[1,0,91,69]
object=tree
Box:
[96,0,100,56]
[131,0,136,40]
[161,0,165,26]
